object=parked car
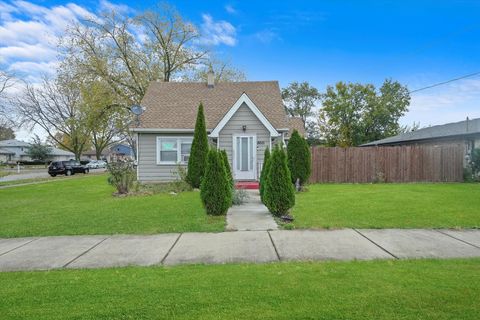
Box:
[86,160,107,169]
[48,161,89,177]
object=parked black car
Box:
[48,161,89,177]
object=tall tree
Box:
[183,56,246,82]
[287,130,311,187]
[63,4,207,105]
[81,81,129,159]
[138,3,207,82]
[25,135,52,163]
[16,74,90,160]
[186,103,208,188]
[282,82,321,127]
[319,80,410,146]
[0,70,16,122]
[0,120,15,140]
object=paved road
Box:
[0,229,479,272]
[0,168,106,183]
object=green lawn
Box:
[292,183,480,229]
[0,259,479,319]
[0,175,223,237]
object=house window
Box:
[157,137,192,164]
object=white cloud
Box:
[0,1,102,80]
[402,78,480,127]
[225,5,236,14]
[99,0,132,14]
[199,14,237,46]
[254,29,280,44]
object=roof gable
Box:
[136,81,288,131]
[210,93,279,137]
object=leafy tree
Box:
[81,81,129,159]
[16,74,90,160]
[187,103,209,188]
[0,121,15,140]
[200,149,230,215]
[282,82,321,128]
[319,79,410,146]
[63,4,206,106]
[220,149,233,206]
[287,130,311,187]
[263,146,295,216]
[259,147,271,202]
[25,135,52,163]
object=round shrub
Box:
[287,130,311,186]
[200,149,230,215]
[263,146,295,216]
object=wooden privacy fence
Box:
[310,145,465,183]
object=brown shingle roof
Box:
[137,81,288,130]
[287,117,306,137]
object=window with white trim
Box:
[157,137,193,164]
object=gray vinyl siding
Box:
[218,102,270,179]
[137,133,193,182]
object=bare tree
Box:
[0,70,16,120]
[182,56,246,82]
[62,4,207,105]
[139,3,207,82]
[16,75,90,160]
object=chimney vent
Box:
[207,70,214,88]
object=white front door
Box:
[233,135,256,180]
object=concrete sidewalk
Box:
[226,190,278,231]
[0,229,479,272]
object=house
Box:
[362,117,480,162]
[131,76,304,182]
[82,144,134,162]
[0,139,75,163]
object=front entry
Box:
[233,134,256,180]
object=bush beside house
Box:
[220,149,234,206]
[186,103,208,188]
[259,147,271,202]
[263,146,295,216]
[287,130,311,187]
[200,149,230,215]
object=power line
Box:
[409,71,480,93]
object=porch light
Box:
[242,125,247,132]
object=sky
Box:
[1,0,480,140]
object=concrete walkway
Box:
[0,229,479,272]
[226,190,278,231]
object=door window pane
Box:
[249,137,253,170]
[241,137,248,171]
[236,137,241,170]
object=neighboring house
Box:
[362,117,480,162]
[0,139,74,162]
[0,147,14,163]
[131,76,304,182]
[82,144,134,162]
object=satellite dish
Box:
[130,105,144,116]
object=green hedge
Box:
[186,103,209,188]
[287,130,311,186]
[263,146,295,216]
[259,147,271,202]
[200,149,230,215]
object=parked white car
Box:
[86,160,107,169]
